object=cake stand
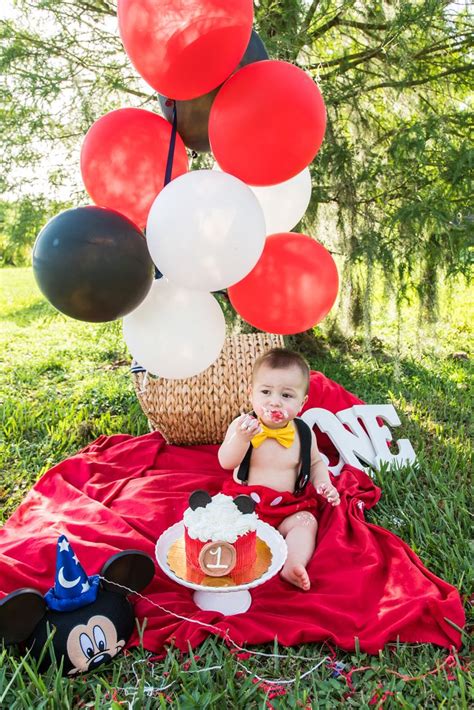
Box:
[155,521,287,615]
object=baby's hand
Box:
[316,482,340,506]
[237,413,262,441]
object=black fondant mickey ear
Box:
[189,490,212,510]
[100,551,155,595]
[0,588,46,644]
[233,495,256,514]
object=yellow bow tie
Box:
[251,421,295,449]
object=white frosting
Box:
[184,493,258,544]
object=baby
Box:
[218,348,340,591]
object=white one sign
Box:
[301,404,416,476]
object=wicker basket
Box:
[132,333,284,445]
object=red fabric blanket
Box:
[0,372,464,654]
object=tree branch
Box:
[338,19,389,31]
[301,0,320,33]
[336,63,474,99]
[307,11,344,42]
[413,34,474,60]
[304,46,384,69]
[318,45,385,77]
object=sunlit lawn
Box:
[0,267,472,708]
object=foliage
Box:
[0,637,472,708]
[0,196,71,265]
[1,267,472,706]
[0,1,473,316]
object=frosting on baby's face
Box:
[251,364,308,427]
[261,406,288,423]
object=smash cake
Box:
[183,491,258,578]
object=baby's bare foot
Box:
[281,563,311,591]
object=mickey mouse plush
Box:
[0,535,155,675]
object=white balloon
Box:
[146,170,266,291]
[123,279,226,379]
[213,164,312,235]
[248,168,312,235]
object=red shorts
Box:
[222,478,321,529]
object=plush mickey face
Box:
[67,615,123,673]
[31,590,135,675]
[0,550,155,676]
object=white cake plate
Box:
[155,521,287,616]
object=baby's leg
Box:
[278,512,318,591]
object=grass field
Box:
[0,267,472,708]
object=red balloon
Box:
[209,60,326,186]
[117,0,254,100]
[228,233,338,334]
[80,109,188,228]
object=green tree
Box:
[0,196,70,265]
[1,0,472,325]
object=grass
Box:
[0,266,472,708]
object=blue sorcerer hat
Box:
[44,535,100,612]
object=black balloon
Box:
[159,29,269,152]
[32,206,154,322]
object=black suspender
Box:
[236,417,312,496]
[293,417,312,495]
[236,444,253,483]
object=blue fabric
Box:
[45,574,100,612]
[130,360,146,373]
[44,535,100,611]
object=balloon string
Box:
[154,102,232,302]
[99,576,225,635]
[154,100,178,280]
[138,370,149,395]
[98,575,329,668]
[98,578,466,697]
[164,102,178,187]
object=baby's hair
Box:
[252,348,310,394]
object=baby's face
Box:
[251,364,308,427]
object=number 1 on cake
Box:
[207,546,227,569]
